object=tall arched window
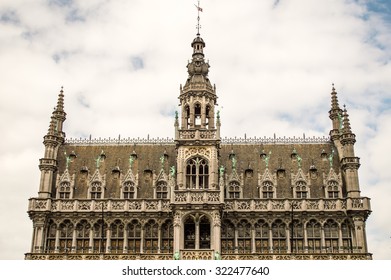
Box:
[76,220,90,253]
[59,220,73,253]
[186,157,209,189]
[306,219,321,253]
[110,220,124,253]
[237,220,251,253]
[161,220,173,253]
[290,220,304,253]
[272,219,287,253]
[93,220,107,253]
[45,220,56,253]
[221,220,235,254]
[341,221,353,253]
[194,103,201,126]
[324,219,339,253]
[255,219,269,253]
[127,220,141,253]
[144,220,158,253]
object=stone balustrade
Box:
[173,191,221,204]
[28,198,171,212]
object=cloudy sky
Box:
[0,0,390,260]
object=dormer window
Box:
[91,181,102,199]
[186,157,209,189]
[123,181,135,199]
[156,181,168,199]
[59,181,71,199]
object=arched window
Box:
[221,220,235,254]
[59,220,73,253]
[93,220,107,253]
[127,220,141,253]
[45,220,56,253]
[185,105,190,128]
[91,181,102,199]
[76,220,90,253]
[228,181,240,198]
[306,219,321,253]
[237,220,251,253]
[59,181,71,199]
[161,220,173,253]
[272,219,287,253]
[327,180,339,198]
[341,221,353,253]
[255,219,269,253]
[111,220,124,253]
[295,181,308,198]
[324,220,339,253]
[156,181,168,199]
[186,157,209,189]
[262,181,274,199]
[290,220,304,253]
[194,103,201,126]
[144,220,158,253]
[205,105,210,128]
[123,181,135,199]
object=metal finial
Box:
[195,1,203,35]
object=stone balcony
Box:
[28,198,171,213]
[177,129,218,141]
[223,197,371,213]
[173,190,221,205]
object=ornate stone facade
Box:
[26,28,371,261]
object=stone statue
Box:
[170,165,176,177]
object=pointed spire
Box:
[330,83,340,111]
[56,86,65,112]
[342,105,352,134]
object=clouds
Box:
[0,0,390,259]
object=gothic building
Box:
[26,27,371,260]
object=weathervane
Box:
[195,0,203,35]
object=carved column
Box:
[353,217,366,253]
[212,211,221,253]
[71,228,77,253]
[173,211,182,253]
[106,227,111,253]
[54,228,60,253]
[88,227,93,253]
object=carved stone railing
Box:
[221,253,372,260]
[180,250,214,260]
[223,198,371,212]
[64,134,330,146]
[28,199,171,213]
[178,129,217,140]
[25,252,371,260]
[25,253,173,260]
[173,191,221,204]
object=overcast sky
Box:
[0,0,390,260]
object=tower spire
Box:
[195,0,203,36]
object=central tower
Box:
[172,7,223,256]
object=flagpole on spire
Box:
[195,0,203,36]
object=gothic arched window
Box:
[324,219,339,253]
[144,220,158,253]
[307,219,321,253]
[59,181,71,199]
[45,220,56,253]
[228,181,240,198]
[161,220,173,253]
[92,220,107,253]
[91,181,102,199]
[156,181,168,199]
[186,157,209,189]
[341,221,353,253]
[327,180,339,198]
[59,220,73,253]
[194,103,201,127]
[295,181,308,199]
[255,219,269,253]
[123,181,135,199]
[237,220,251,253]
[110,220,124,253]
[262,181,274,199]
[76,220,90,253]
[221,220,235,254]
[272,219,287,253]
[127,220,141,253]
[290,220,304,253]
